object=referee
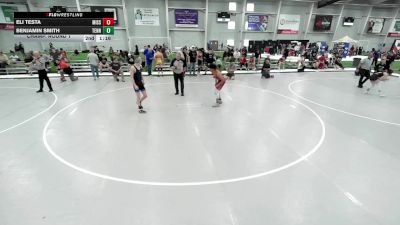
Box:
[28,51,53,93]
[357,53,373,88]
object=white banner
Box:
[134,8,159,26]
[367,18,384,34]
[277,14,300,34]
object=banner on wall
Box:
[277,14,300,34]
[175,9,198,27]
[134,8,159,26]
[367,18,385,34]
[0,5,18,23]
[313,15,333,31]
[91,6,118,25]
[247,15,268,31]
[343,42,350,58]
[388,20,400,37]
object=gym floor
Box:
[0,72,399,225]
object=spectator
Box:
[188,47,197,75]
[74,49,79,55]
[297,56,306,72]
[196,48,204,75]
[170,52,187,96]
[226,56,236,80]
[239,55,248,70]
[261,59,272,78]
[109,57,125,82]
[87,49,100,80]
[248,55,256,70]
[278,57,285,70]
[254,49,261,64]
[317,54,327,69]
[127,53,135,65]
[204,50,215,75]
[9,51,20,63]
[99,57,109,73]
[144,45,155,75]
[154,49,164,76]
[0,51,9,70]
[134,45,139,56]
[372,48,379,67]
[233,49,241,62]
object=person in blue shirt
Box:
[144,45,155,75]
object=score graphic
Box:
[14,12,115,42]
[103,17,114,35]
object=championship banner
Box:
[247,15,268,31]
[367,18,385,34]
[175,9,198,27]
[134,8,159,26]
[277,14,300,34]
[91,6,118,25]
[313,15,333,31]
[388,20,400,37]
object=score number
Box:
[102,18,114,35]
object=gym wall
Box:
[0,0,399,52]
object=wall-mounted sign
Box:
[247,15,268,31]
[313,15,332,31]
[134,8,159,26]
[277,14,300,34]
[175,9,198,27]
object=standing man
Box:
[145,45,155,75]
[170,52,187,96]
[28,51,53,93]
[372,48,379,67]
[87,49,100,80]
[357,53,373,88]
[188,47,197,75]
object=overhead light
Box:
[228,21,235,29]
[247,3,255,12]
[245,21,248,30]
[227,39,234,46]
[229,2,237,11]
[244,39,249,47]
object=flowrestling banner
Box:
[134,8,160,26]
[247,15,268,31]
[175,9,198,27]
[277,14,300,34]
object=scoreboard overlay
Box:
[14,12,114,42]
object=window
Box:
[244,39,249,47]
[246,3,254,12]
[227,39,234,46]
[229,2,237,11]
[228,21,235,30]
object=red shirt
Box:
[240,57,247,64]
[59,59,70,69]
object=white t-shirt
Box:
[87,52,99,66]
